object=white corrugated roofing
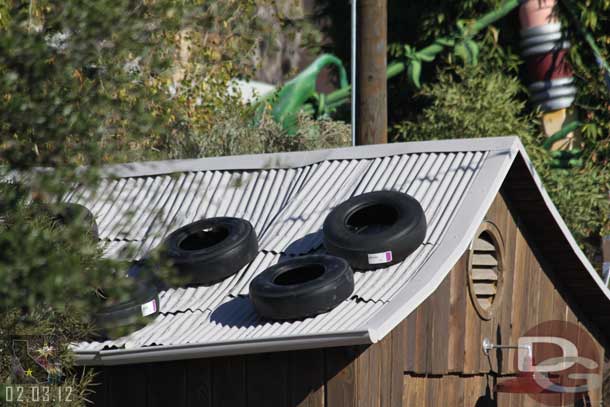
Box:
[72,136,610,365]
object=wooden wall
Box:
[399,188,607,406]
[90,189,607,407]
[89,334,405,407]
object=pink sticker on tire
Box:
[367,251,393,265]
[141,299,157,317]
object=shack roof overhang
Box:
[71,136,610,366]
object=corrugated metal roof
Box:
[71,139,501,363]
[76,299,385,352]
[71,136,610,366]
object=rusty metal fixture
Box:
[519,0,576,114]
[519,0,558,30]
[525,49,573,82]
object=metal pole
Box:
[351,0,357,147]
[356,0,387,146]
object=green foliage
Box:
[177,107,351,158]
[0,1,330,403]
[537,164,610,254]
[385,0,610,265]
[0,0,181,169]
[0,3,337,401]
[393,64,535,142]
[0,195,114,314]
[0,0,330,318]
[393,62,610,261]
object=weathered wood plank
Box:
[247,353,288,407]
[390,322,405,407]
[404,309,418,372]
[471,268,499,281]
[448,254,467,373]
[87,367,107,407]
[402,375,414,407]
[325,347,359,407]
[437,376,449,407]
[473,283,497,296]
[497,191,516,375]
[414,376,427,407]
[211,356,245,407]
[526,251,543,338]
[402,375,416,407]
[148,361,186,407]
[430,275,451,375]
[108,365,147,407]
[378,334,392,407]
[354,343,376,407]
[425,376,438,407]
[464,290,482,373]
[508,227,528,373]
[479,307,494,374]
[186,358,212,407]
[414,298,431,373]
[288,350,324,407]
[462,375,480,407]
[472,253,498,267]
[474,238,495,251]
[444,375,458,407]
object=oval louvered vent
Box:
[467,222,504,320]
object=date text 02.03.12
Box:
[4,385,74,403]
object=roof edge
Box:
[99,136,522,179]
[75,330,371,366]
[367,137,610,342]
[365,140,521,342]
[511,139,610,300]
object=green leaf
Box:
[407,60,422,89]
[436,37,455,47]
[403,45,416,59]
[417,50,436,63]
[454,42,469,64]
[465,40,480,65]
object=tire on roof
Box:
[93,281,160,339]
[162,217,258,286]
[249,255,354,320]
[323,190,427,270]
[40,202,99,240]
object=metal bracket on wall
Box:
[482,337,533,358]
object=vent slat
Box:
[473,238,495,251]
[474,283,496,296]
[477,297,493,310]
[472,253,498,267]
[471,268,498,281]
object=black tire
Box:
[127,259,168,291]
[40,203,99,240]
[162,217,258,286]
[249,255,354,320]
[323,191,427,270]
[93,283,159,339]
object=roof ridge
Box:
[98,137,521,179]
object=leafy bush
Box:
[393,64,535,142]
[393,62,609,262]
[176,106,351,158]
[0,1,340,397]
[0,1,330,402]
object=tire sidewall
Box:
[250,255,354,320]
[323,191,427,269]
